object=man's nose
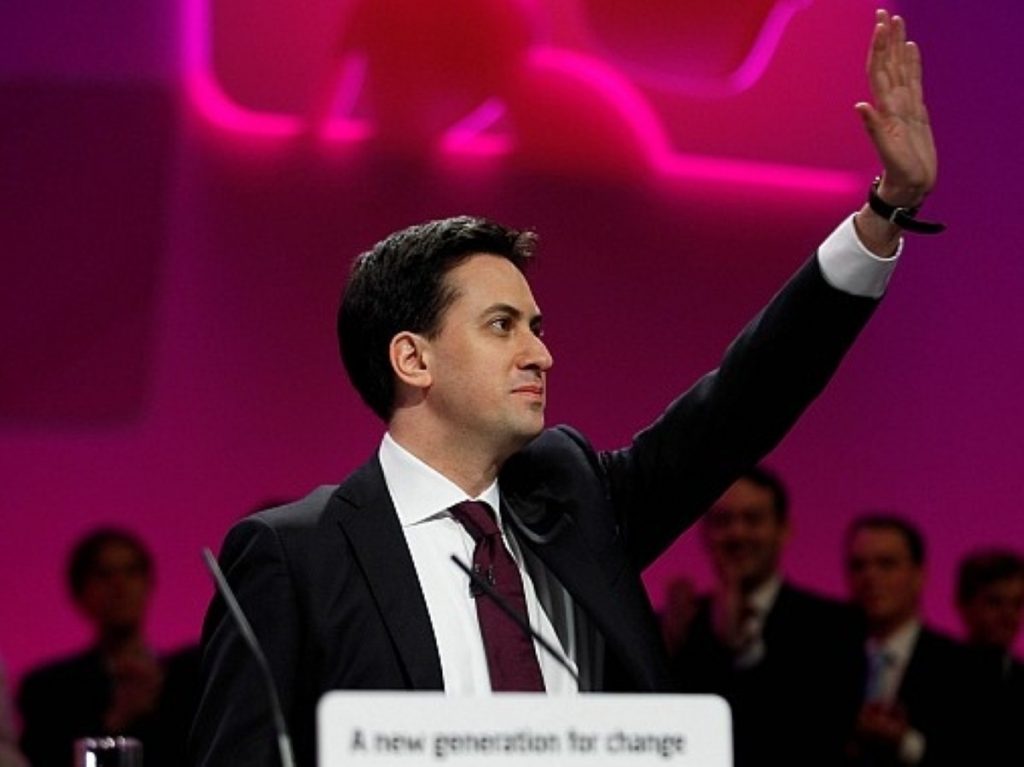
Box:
[521,333,553,372]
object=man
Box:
[955,549,1024,765]
[17,528,200,767]
[843,515,973,767]
[669,468,861,766]
[192,11,941,767]
[957,548,1024,663]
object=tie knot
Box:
[450,501,500,542]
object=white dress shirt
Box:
[864,619,927,764]
[379,433,580,694]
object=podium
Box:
[318,693,732,766]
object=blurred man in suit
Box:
[18,528,199,767]
[956,548,1024,765]
[844,514,972,767]
[669,467,860,766]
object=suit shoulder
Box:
[249,484,340,530]
[20,649,101,686]
[917,625,964,651]
[502,425,602,489]
[17,649,105,710]
[779,582,852,615]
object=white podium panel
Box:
[318,693,731,766]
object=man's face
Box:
[959,575,1024,650]
[75,541,152,636]
[422,253,553,458]
[702,478,788,591]
[845,527,923,633]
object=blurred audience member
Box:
[669,468,860,767]
[0,659,27,767]
[17,528,199,767]
[844,514,973,767]
[955,548,1024,765]
[957,548,1024,661]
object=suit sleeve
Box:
[601,255,879,568]
[189,518,302,767]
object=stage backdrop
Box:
[2,0,1023,691]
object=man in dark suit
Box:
[843,515,974,767]
[191,11,943,767]
[955,549,1024,766]
[18,529,200,767]
[668,468,861,767]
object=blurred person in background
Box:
[669,467,860,766]
[955,548,1024,765]
[843,514,974,767]
[17,528,199,767]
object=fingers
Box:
[868,11,921,106]
[905,41,926,121]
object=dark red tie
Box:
[450,501,545,691]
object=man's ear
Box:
[389,331,432,390]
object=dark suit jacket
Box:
[671,583,863,767]
[18,645,201,767]
[955,647,1024,767]
[847,627,975,767]
[190,256,879,767]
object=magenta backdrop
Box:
[3,0,1023,696]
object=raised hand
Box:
[855,9,937,208]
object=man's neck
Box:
[387,423,504,498]
[868,613,920,643]
[97,629,147,661]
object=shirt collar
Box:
[868,617,921,665]
[378,433,502,528]
[746,573,783,615]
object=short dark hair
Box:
[67,527,153,599]
[338,216,537,421]
[737,465,789,522]
[845,513,926,566]
[956,548,1024,604]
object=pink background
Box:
[3,0,1023,696]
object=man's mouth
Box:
[513,384,544,399]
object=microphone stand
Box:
[202,548,296,767]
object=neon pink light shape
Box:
[183,0,860,193]
[592,0,814,97]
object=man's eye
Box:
[491,317,511,332]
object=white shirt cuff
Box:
[816,213,902,299]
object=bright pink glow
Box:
[594,0,813,97]
[658,151,860,193]
[315,54,374,143]
[728,0,813,93]
[527,46,670,159]
[183,0,859,193]
[187,72,304,137]
[184,0,367,141]
[439,98,513,156]
[526,46,859,193]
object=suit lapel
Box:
[332,458,444,690]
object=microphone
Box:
[201,548,295,767]
[450,554,579,684]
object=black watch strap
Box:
[867,177,946,234]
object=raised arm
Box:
[853,9,940,256]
